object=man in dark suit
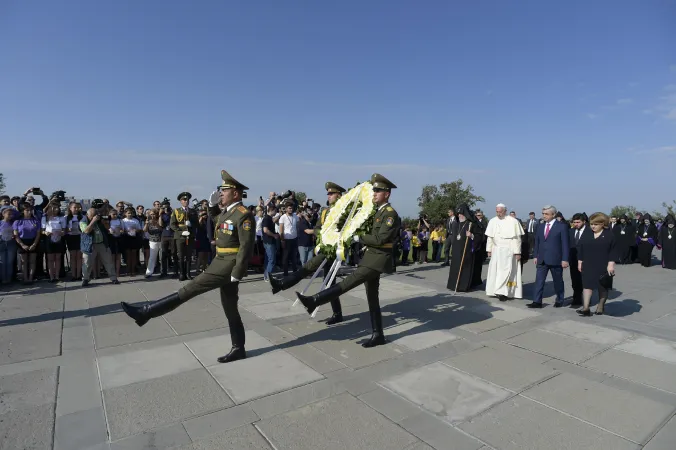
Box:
[440,208,456,266]
[525,212,538,257]
[530,205,570,308]
[568,213,591,308]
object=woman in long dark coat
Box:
[577,213,616,316]
[659,214,676,270]
[447,204,484,292]
[636,213,658,267]
[613,215,635,264]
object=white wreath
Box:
[317,182,375,261]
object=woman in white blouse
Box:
[65,202,84,281]
[108,209,123,279]
[41,202,67,283]
[122,207,142,276]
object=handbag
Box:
[599,272,615,289]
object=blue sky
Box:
[1,1,674,218]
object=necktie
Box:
[529,220,533,233]
[575,230,580,243]
[544,223,551,239]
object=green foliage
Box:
[417,179,484,225]
[0,173,5,195]
[401,217,419,229]
[294,191,307,203]
[662,200,676,217]
[610,205,638,218]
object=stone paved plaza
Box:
[2,252,676,450]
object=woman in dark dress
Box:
[613,215,635,264]
[446,204,484,292]
[577,213,616,316]
[636,213,658,267]
[659,214,676,270]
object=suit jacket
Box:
[525,218,539,235]
[568,226,592,262]
[534,220,569,266]
[445,216,456,236]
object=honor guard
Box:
[121,170,255,363]
[296,174,400,347]
[270,181,347,324]
[170,192,199,280]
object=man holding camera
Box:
[80,203,120,286]
[171,192,199,280]
[270,182,347,325]
[122,170,255,364]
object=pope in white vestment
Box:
[485,213,524,299]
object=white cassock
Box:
[485,216,524,298]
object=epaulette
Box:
[237,205,248,213]
[386,207,394,212]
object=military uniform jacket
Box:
[210,202,255,280]
[170,207,199,240]
[314,205,332,237]
[360,203,400,273]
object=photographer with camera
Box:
[79,205,120,287]
[65,201,84,281]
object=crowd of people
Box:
[1,187,673,299]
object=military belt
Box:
[216,247,240,254]
[370,243,393,249]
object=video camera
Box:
[281,190,294,199]
[50,190,67,203]
[91,199,110,220]
[30,187,44,195]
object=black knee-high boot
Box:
[121,293,186,327]
[270,269,307,294]
[327,299,343,325]
[362,299,385,348]
[295,285,342,316]
[217,296,246,363]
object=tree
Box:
[0,172,5,195]
[294,191,307,203]
[417,179,484,226]
[610,205,638,218]
[662,200,676,217]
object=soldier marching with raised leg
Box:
[296,173,400,348]
[121,170,255,363]
[270,181,347,325]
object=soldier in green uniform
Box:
[296,173,400,348]
[270,182,346,325]
[170,192,199,280]
[121,170,255,363]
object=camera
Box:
[281,190,293,199]
[92,199,105,209]
[50,190,67,203]
[32,187,43,195]
[242,192,248,199]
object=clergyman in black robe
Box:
[613,215,635,264]
[447,204,484,292]
[636,213,658,267]
[659,214,676,270]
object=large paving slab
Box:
[173,425,272,450]
[98,342,201,389]
[186,331,275,367]
[164,299,229,335]
[0,403,56,450]
[256,392,419,450]
[243,300,308,320]
[381,362,512,423]
[583,349,676,393]
[348,278,435,302]
[522,372,675,443]
[0,321,63,364]
[615,335,676,364]
[104,369,233,439]
[645,414,676,450]
[385,320,461,351]
[541,319,632,346]
[459,396,638,450]
[506,329,608,363]
[467,302,541,323]
[208,350,324,403]
[0,367,58,414]
[442,346,557,391]
[93,311,177,348]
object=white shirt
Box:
[527,219,537,233]
[279,213,298,239]
[122,217,141,237]
[255,215,263,237]
[543,219,556,234]
[574,225,585,241]
[67,216,82,235]
[42,216,67,242]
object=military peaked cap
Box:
[220,170,249,191]
[177,192,192,201]
[370,173,397,191]
[325,182,346,194]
